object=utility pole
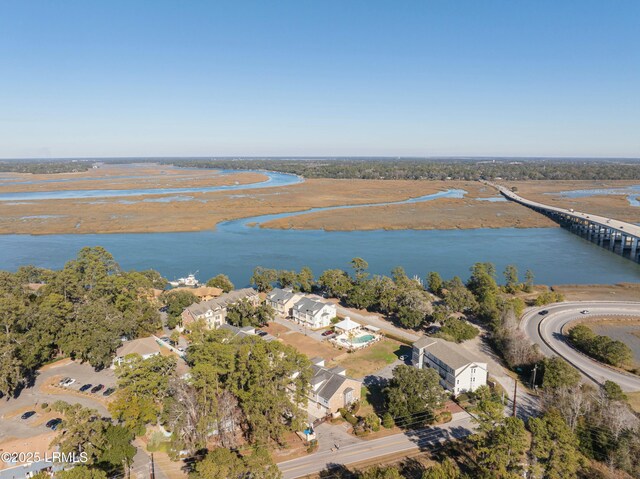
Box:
[531,364,538,388]
[150,453,155,479]
[512,379,518,417]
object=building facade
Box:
[412,336,488,396]
[308,358,361,417]
[266,288,303,318]
[291,297,336,329]
[181,288,259,330]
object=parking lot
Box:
[0,359,117,442]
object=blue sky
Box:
[1,0,639,158]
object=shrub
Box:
[40,402,48,409]
[437,410,452,423]
[306,439,318,453]
[382,412,394,429]
[568,325,633,367]
[436,317,479,343]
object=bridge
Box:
[486,182,640,263]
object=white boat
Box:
[169,273,199,288]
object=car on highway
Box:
[21,411,36,420]
[79,384,92,392]
[103,387,116,397]
[321,330,334,337]
[539,310,549,316]
[580,310,590,314]
[46,418,62,430]
[91,384,104,393]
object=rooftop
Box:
[413,336,485,370]
[116,336,162,359]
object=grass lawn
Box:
[627,391,640,413]
[330,338,411,378]
[276,331,343,362]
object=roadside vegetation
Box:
[568,324,634,369]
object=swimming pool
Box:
[351,334,376,344]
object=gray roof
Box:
[293,297,329,315]
[311,364,360,401]
[184,288,258,317]
[413,336,485,370]
[267,288,297,304]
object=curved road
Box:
[521,302,640,392]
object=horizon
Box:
[1,1,639,158]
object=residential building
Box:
[113,337,162,366]
[412,336,488,396]
[291,297,336,329]
[308,358,361,417]
[181,288,259,330]
[266,288,303,317]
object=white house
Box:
[412,336,487,396]
[266,288,303,318]
[291,297,336,329]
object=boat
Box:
[169,273,199,288]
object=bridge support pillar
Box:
[631,238,639,263]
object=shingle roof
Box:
[293,297,330,315]
[116,337,161,358]
[311,363,360,401]
[184,288,258,317]
[413,336,485,370]
[267,288,296,304]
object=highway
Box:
[277,414,473,479]
[489,182,640,239]
[521,302,640,392]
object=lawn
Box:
[276,331,343,362]
[330,338,410,378]
[627,391,640,413]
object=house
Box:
[291,297,336,329]
[266,288,303,317]
[174,286,223,301]
[181,288,259,330]
[220,323,277,342]
[308,358,361,417]
[412,336,488,396]
[113,337,162,367]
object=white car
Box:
[580,310,590,314]
[62,378,76,387]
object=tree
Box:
[602,380,627,401]
[226,299,274,327]
[381,412,394,429]
[523,270,534,293]
[97,425,137,474]
[503,265,519,294]
[51,402,109,464]
[318,269,352,298]
[541,357,581,390]
[396,290,432,329]
[359,466,403,479]
[206,274,234,293]
[384,365,445,427]
[427,272,443,295]
[297,267,314,293]
[467,263,500,322]
[529,410,586,479]
[473,416,528,479]
[437,317,479,343]
[371,275,399,314]
[442,279,477,313]
[422,458,460,479]
[109,354,176,433]
[189,447,280,479]
[277,270,298,289]
[162,289,198,329]
[57,467,108,479]
[250,267,277,292]
[346,277,376,310]
[0,339,25,397]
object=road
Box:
[488,181,640,239]
[521,301,640,392]
[277,414,473,479]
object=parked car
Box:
[58,377,71,386]
[62,378,76,387]
[79,384,92,392]
[321,330,334,337]
[580,310,590,314]
[103,387,116,397]
[425,326,440,335]
[539,310,549,316]
[21,411,36,420]
[91,384,104,393]
[46,418,62,430]
[159,306,169,313]
[160,336,170,342]
[256,330,268,337]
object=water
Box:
[588,322,640,365]
[352,334,376,344]
[1,227,638,287]
[0,170,302,201]
[549,185,640,207]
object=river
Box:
[0,170,639,286]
